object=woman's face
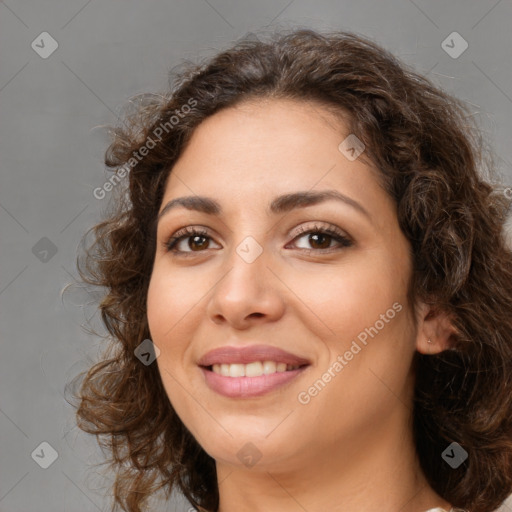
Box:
[147,98,418,472]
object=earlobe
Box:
[415,303,459,355]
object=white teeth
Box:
[245,361,263,377]
[211,361,302,377]
[229,363,245,377]
[262,361,277,374]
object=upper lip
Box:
[198,344,311,367]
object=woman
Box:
[71,28,512,512]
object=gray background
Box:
[1,1,512,511]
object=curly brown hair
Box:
[68,28,512,512]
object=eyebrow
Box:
[157,190,372,223]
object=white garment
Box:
[425,508,467,512]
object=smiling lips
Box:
[198,344,311,398]
[212,361,302,377]
[198,344,311,366]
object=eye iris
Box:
[189,235,209,251]
[308,233,331,249]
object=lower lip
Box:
[201,366,309,398]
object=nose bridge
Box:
[222,208,270,275]
[223,232,269,294]
[206,228,284,324]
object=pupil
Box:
[190,236,208,251]
[310,233,330,249]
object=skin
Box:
[147,98,456,512]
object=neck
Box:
[215,409,452,512]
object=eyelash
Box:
[162,223,353,257]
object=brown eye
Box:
[186,235,210,251]
[165,227,220,255]
[304,232,333,250]
[291,225,353,253]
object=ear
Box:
[414,301,460,355]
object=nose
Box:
[206,241,286,330]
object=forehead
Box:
[161,98,392,224]
[185,97,349,159]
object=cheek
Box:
[147,274,170,342]
[326,269,414,414]
[146,269,205,419]
[146,270,192,388]
[146,264,209,398]
[146,264,197,343]
[289,251,407,345]
[294,251,414,395]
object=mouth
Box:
[197,344,311,398]
[199,361,311,398]
[202,361,309,377]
